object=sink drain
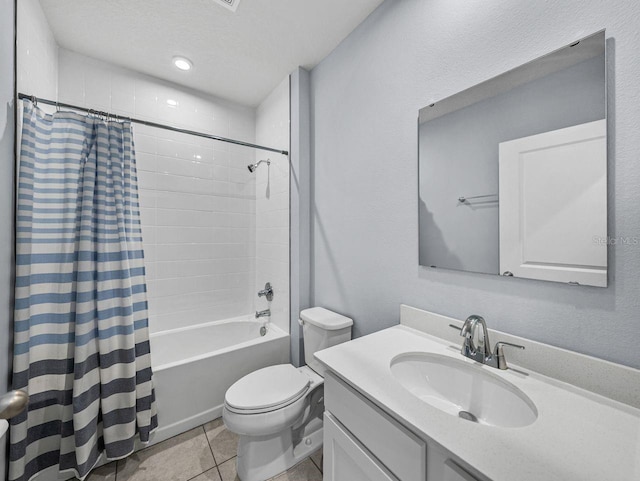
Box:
[458,411,479,423]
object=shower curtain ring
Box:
[31,95,37,106]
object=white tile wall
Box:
[57,49,260,334]
[17,0,58,100]
[255,78,291,333]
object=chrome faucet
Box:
[451,315,525,370]
[459,314,492,363]
[255,309,271,319]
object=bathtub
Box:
[149,316,290,444]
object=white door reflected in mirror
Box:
[499,120,607,286]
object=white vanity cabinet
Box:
[317,321,640,481]
[323,372,486,481]
[324,413,399,481]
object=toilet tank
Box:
[300,307,353,376]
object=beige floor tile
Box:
[217,459,240,481]
[80,461,117,481]
[117,427,215,481]
[310,449,323,473]
[203,418,239,465]
[189,467,223,481]
[271,459,323,481]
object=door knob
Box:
[0,390,29,420]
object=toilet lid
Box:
[225,364,311,412]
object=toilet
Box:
[223,307,353,481]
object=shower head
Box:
[247,159,270,173]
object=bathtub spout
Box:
[255,309,270,319]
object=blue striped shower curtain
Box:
[10,101,158,481]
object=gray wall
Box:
[419,55,605,273]
[309,0,640,369]
[290,68,312,367]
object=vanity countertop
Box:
[315,325,640,481]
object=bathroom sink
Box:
[390,353,537,428]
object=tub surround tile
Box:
[117,427,215,481]
[204,418,240,465]
[255,78,290,336]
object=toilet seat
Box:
[223,366,324,438]
[225,364,311,415]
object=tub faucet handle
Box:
[258,282,273,301]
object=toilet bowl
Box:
[222,307,353,481]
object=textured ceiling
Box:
[39,0,385,106]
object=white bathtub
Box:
[149,316,290,444]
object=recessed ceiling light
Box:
[173,56,193,71]
[166,99,178,107]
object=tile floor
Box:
[80,418,323,481]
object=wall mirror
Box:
[418,31,607,287]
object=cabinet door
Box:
[324,413,399,481]
[325,373,426,480]
[443,459,481,481]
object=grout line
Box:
[310,453,322,473]
[179,426,219,481]
[203,424,219,467]
[138,187,257,202]
[185,466,220,481]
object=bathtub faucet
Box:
[255,309,271,319]
[258,282,274,301]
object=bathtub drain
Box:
[260,326,267,336]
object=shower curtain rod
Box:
[17,93,289,156]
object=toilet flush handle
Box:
[298,318,305,327]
